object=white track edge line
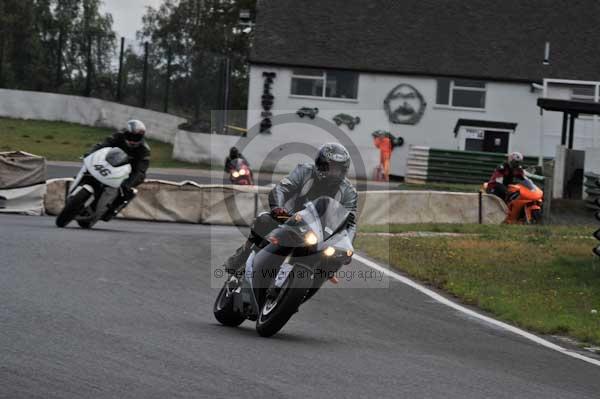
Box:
[354,254,600,368]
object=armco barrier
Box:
[45,180,507,226]
[0,89,187,144]
[407,146,539,185]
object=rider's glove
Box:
[271,207,290,219]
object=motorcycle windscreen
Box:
[231,158,248,169]
[105,148,130,167]
[515,178,538,191]
[299,197,350,242]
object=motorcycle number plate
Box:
[275,263,294,288]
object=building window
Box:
[571,86,597,103]
[436,78,486,109]
[291,69,358,99]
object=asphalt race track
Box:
[1,215,599,398]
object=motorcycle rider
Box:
[223,143,358,274]
[487,151,525,202]
[87,120,151,220]
[224,147,247,172]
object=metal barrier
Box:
[407,146,539,185]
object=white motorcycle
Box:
[56,147,133,229]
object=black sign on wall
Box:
[260,72,276,133]
[384,83,427,125]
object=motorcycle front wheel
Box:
[530,208,543,224]
[56,189,91,228]
[255,265,313,338]
[213,276,246,327]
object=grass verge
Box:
[0,117,203,169]
[356,223,600,346]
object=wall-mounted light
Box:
[543,42,551,66]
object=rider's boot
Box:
[223,240,253,276]
[102,187,136,221]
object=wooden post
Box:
[478,190,483,224]
[141,42,149,108]
[84,35,93,97]
[163,46,172,113]
[116,37,125,101]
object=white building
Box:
[245,0,600,180]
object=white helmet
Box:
[125,120,146,147]
[508,151,523,168]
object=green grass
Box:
[356,224,600,346]
[359,223,596,238]
[0,117,204,169]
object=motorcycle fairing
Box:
[84,147,132,188]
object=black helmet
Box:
[315,143,351,184]
[229,147,240,159]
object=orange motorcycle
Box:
[483,177,544,224]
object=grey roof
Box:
[250,0,600,83]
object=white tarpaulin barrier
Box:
[0,184,46,216]
[357,191,507,225]
[0,151,47,215]
[45,179,506,226]
[45,179,272,226]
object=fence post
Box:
[116,37,125,101]
[478,190,483,224]
[254,191,259,217]
[84,35,93,97]
[141,42,149,108]
[163,46,172,113]
[543,175,553,225]
[222,57,231,133]
[0,31,4,87]
[55,29,64,89]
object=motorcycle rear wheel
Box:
[255,266,312,338]
[56,189,91,228]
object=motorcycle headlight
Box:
[347,250,353,257]
[239,169,246,176]
[324,246,336,257]
[304,231,318,246]
[232,171,240,178]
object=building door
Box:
[482,131,509,153]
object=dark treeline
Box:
[0,0,256,128]
[0,0,115,96]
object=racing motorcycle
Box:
[55,147,133,229]
[213,196,354,337]
[228,158,254,185]
[483,176,544,224]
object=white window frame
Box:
[436,79,487,110]
[290,70,359,101]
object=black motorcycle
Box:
[213,197,354,337]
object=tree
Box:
[0,0,116,97]
[138,0,257,123]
